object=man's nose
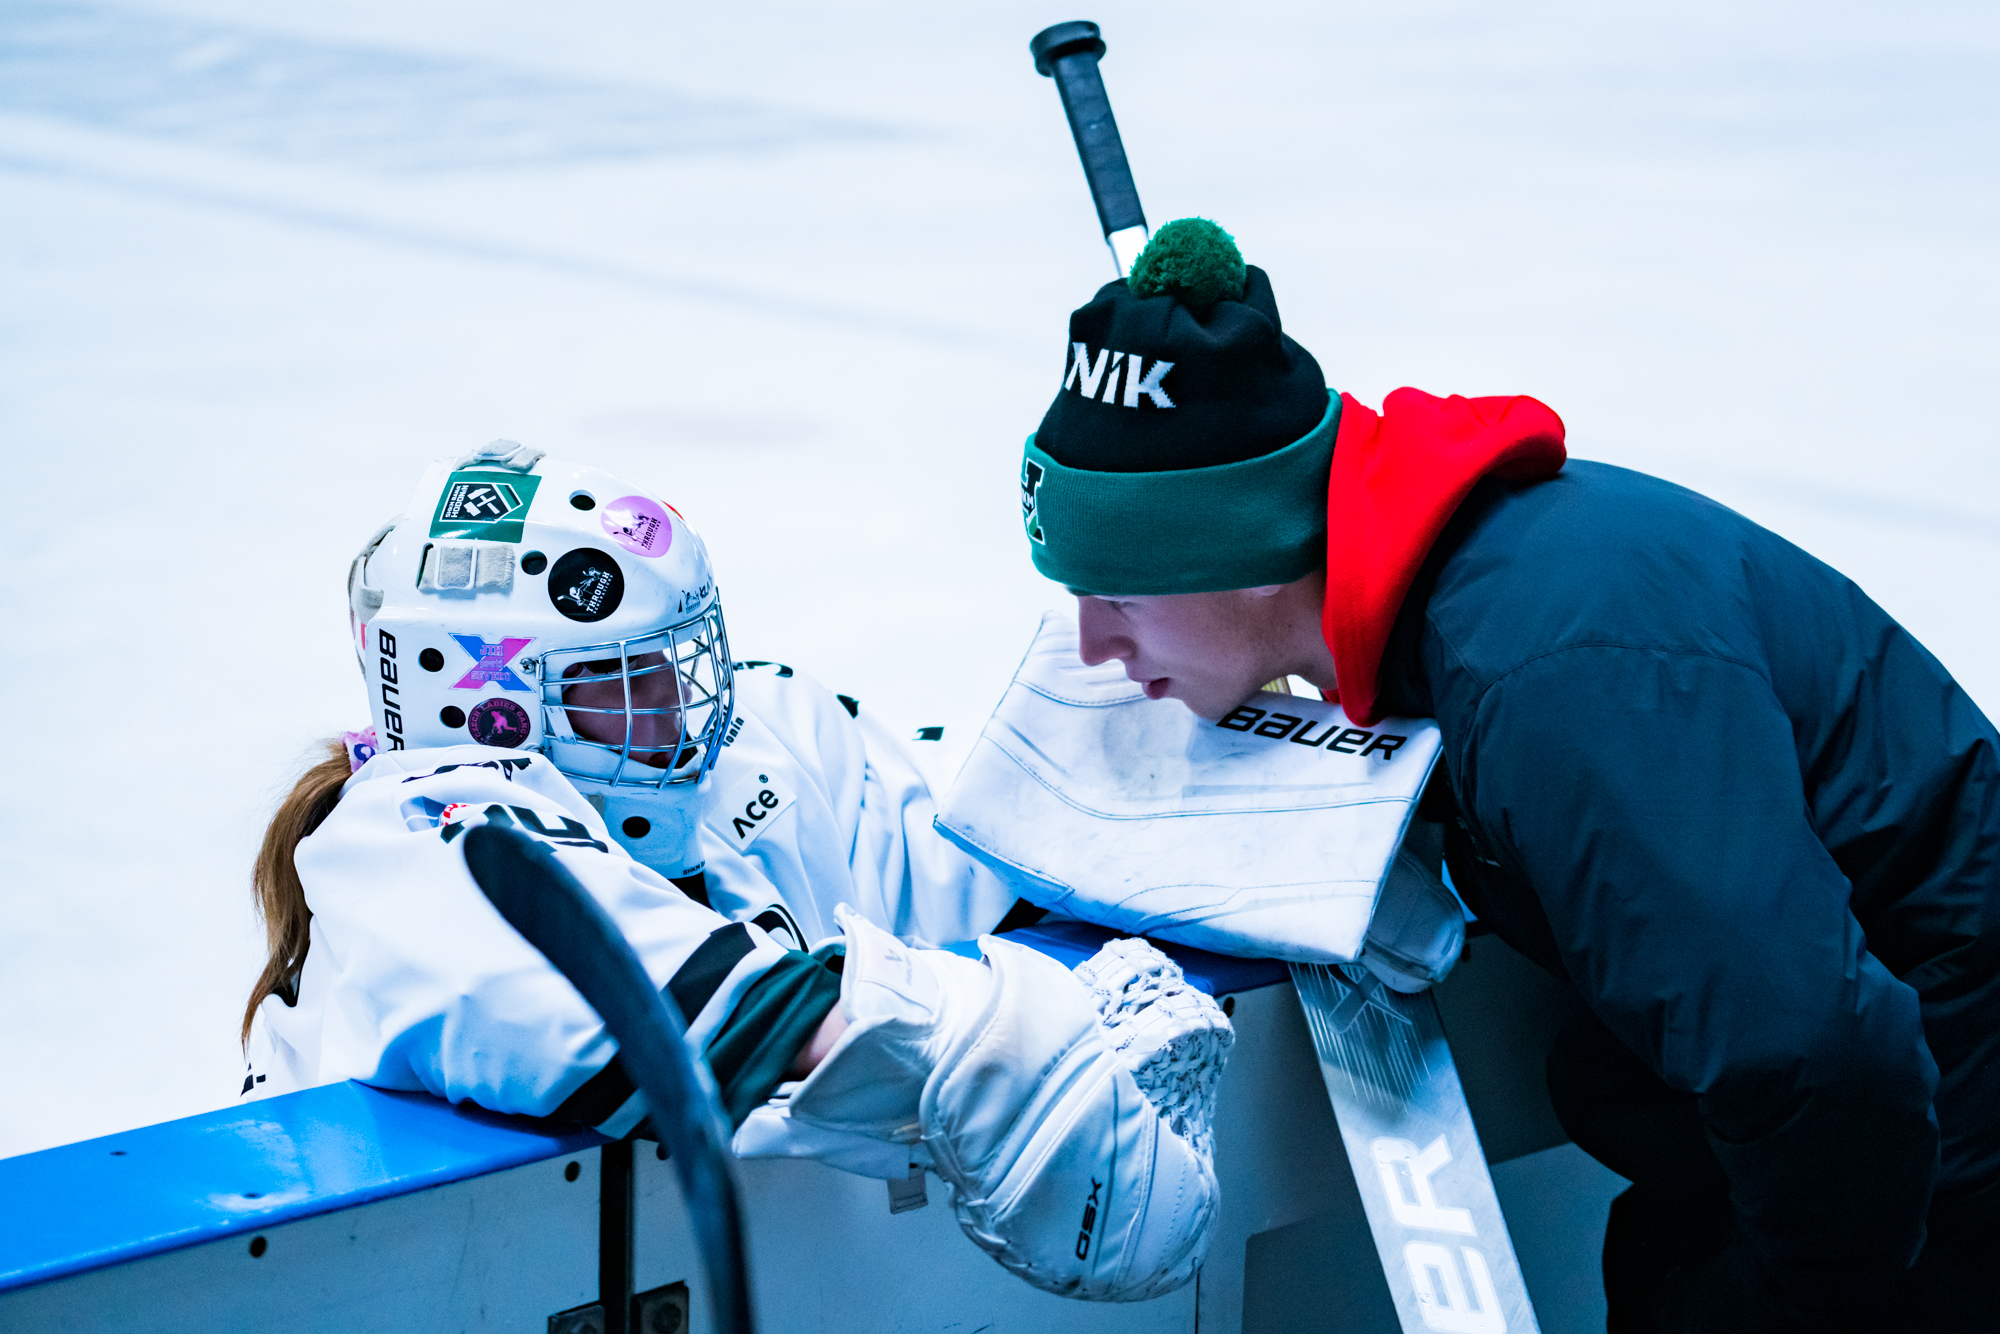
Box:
[1075,599,1131,667]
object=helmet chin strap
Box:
[582,780,709,881]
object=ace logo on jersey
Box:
[715,768,798,848]
[431,470,543,544]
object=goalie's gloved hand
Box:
[1357,845,1466,993]
[733,906,1231,1302]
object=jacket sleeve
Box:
[1460,647,1938,1328]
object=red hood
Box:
[1322,389,1567,724]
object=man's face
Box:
[1075,589,1292,721]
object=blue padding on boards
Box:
[0,927,1281,1295]
[949,917,1292,996]
[0,1082,604,1293]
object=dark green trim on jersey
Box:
[554,921,839,1131]
[700,950,841,1128]
[1024,394,1340,595]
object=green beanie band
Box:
[1021,394,1340,594]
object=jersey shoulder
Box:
[346,744,554,794]
[322,744,613,851]
[724,660,870,769]
[729,660,864,727]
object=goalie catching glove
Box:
[733,906,1233,1302]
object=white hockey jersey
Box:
[700,662,1013,951]
[243,664,1014,1133]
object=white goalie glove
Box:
[1072,938,1233,1156]
[733,905,1233,1302]
[1357,844,1466,994]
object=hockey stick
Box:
[1292,961,1540,1333]
[1030,21,1149,277]
[462,823,754,1334]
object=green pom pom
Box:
[1127,218,1248,316]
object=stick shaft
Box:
[463,823,754,1334]
[1031,21,1148,274]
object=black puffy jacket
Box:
[1371,460,2000,1325]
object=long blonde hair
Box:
[242,739,352,1045]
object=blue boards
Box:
[0,1081,603,1293]
[1,920,1287,1296]
[956,917,1292,996]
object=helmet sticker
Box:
[467,697,532,748]
[431,470,543,544]
[549,549,625,622]
[448,635,535,691]
[600,495,674,558]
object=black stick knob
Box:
[1029,21,1147,243]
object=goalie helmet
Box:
[347,441,733,879]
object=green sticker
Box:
[430,470,543,543]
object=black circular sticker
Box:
[548,548,625,623]
[467,697,532,748]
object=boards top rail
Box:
[0,923,1586,1334]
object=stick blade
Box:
[462,821,755,1334]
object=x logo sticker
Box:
[450,635,534,691]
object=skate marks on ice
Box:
[0,0,892,172]
[1293,962,1539,1334]
[0,147,1006,350]
[0,0,1000,354]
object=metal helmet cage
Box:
[535,600,734,790]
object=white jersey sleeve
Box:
[698,665,1016,950]
[245,745,793,1137]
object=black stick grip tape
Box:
[1030,22,1146,239]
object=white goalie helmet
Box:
[347,441,733,879]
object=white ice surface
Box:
[1,0,1994,1159]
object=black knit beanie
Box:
[1021,219,1337,593]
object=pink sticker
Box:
[601,495,674,558]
